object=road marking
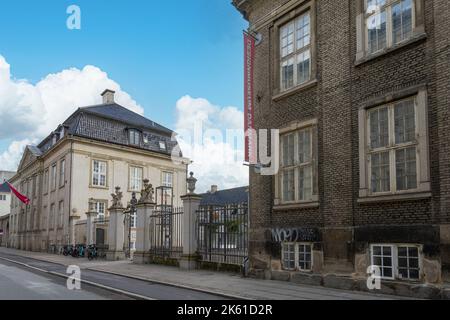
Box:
[0,256,155,300]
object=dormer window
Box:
[129,129,141,146]
[159,141,166,151]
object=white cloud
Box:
[174,95,248,193]
[0,139,37,171]
[0,55,144,171]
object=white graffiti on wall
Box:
[271,228,318,243]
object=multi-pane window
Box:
[298,244,312,270]
[58,201,64,227]
[159,141,167,151]
[371,244,394,278]
[92,160,107,187]
[365,0,414,54]
[368,98,417,194]
[280,127,314,203]
[95,202,106,219]
[59,159,65,187]
[280,11,311,91]
[0,195,6,201]
[44,169,49,194]
[32,176,37,198]
[129,166,143,191]
[397,246,420,280]
[50,203,55,230]
[129,130,141,146]
[371,244,420,280]
[282,243,296,270]
[282,243,313,271]
[162,172,173,188]
[51,164,57,191]
[162,172,174,204]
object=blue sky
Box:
[0,0,248,153]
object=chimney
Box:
[210,185,218,194]
[101,89,116,104]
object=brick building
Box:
[233,0,450,292]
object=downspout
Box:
[69,140,74,245]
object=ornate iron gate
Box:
[149,186,183,259]
[197,203,248,266]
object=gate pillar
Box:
[106,187,126,261]
[179,172,202,270]
[134,179,156,264]
[86,199,97,246]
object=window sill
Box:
[89,185,109,190]
[272,79,318,102]
[355,32,427,67]
[358,192,431,204]
[273,202,319,211]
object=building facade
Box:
[233,0,450,287]
[9,90,188,252]
[0,171,14,217]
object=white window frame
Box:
[275,119,318,206]
[43,168,49,194]
[58,201,64,228]
[59,159,65,187]
[358,88,430,199]
[50,203,55,230]
[129,166,143,192]
[279,10,312,92]
[370,244,422,281]
[162,171,173,188]
[51,164,57,191]
[92,160,107,187]
[364,0,416,53]
[95,201,106,219]
[367,97,419,195]
[129,129,141,146]
[281,242,313,272]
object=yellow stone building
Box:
[9,90,188,252]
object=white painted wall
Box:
[0,192,11,217]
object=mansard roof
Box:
[32,102,180,159]
[80,104,173,134]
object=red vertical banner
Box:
[244,31,256,164]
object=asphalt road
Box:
[0,252,228,300]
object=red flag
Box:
[5,182,30,205]
[244,31,256,164]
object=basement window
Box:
[370,244,421,280]
[282,242,312,271]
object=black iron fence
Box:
[197,203,248,266]
[149,206,183,259]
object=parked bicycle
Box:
[62,245,73,256]
[76,244,86,258]
[87,244,98,261]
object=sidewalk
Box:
[0,247,402,300]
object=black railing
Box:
[197,203,248,266]
[149,206,183,259]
